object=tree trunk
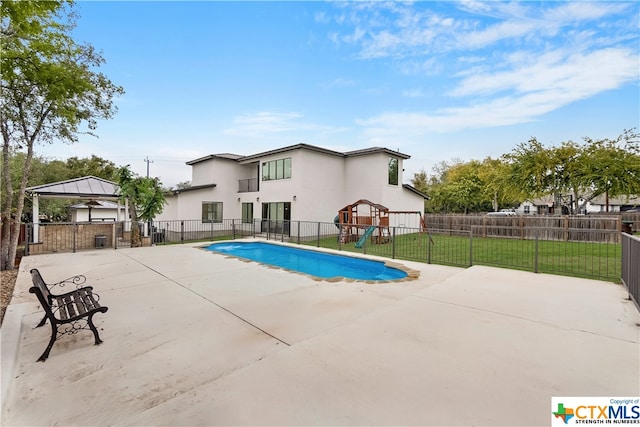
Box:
[1,133,36,270]
[130,209,141,247]
[1,137,13,270]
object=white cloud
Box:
[314,11,330,24]
[402,88,424,98]
[357,46,638,136]
[329,1,634,60]
[224,112,304,137]
[223,111,349,140]
[323,1,638,143]
[325,77,356,89]
[450,47,638,97]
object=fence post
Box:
[317,222,321,247]
[427,232,432,264]
[232,219,236,240]
[72,223,77,253]
[534,228,539,273]
[392,227,396,259]
[469,230,473,267]
[297,221,300,244]
[25,223,31,256]
[180,221,184,242]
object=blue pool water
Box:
[204,242,408,281]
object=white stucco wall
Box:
[288,150,345,222]
[155,195,178,221]
[154,146,426,227]
[343,153,387,202]
[71,208,121,222]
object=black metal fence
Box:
[281,221,621,282]
[23,219,625,283]
[621,233,640,311]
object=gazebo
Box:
[25,176,127,243]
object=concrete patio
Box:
[1,242,638,426]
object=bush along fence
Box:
[20,218,628,284]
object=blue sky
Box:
[38,1,639,187]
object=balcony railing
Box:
[238,178,258,193]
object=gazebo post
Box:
[32,193,40,243]
[124,199,130,232]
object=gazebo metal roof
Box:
[26,176,120,199]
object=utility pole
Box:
[144,156,154,178]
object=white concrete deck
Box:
[1,242,638,426]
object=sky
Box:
[36,0,640,187]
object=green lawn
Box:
[172,229,622,283]
[298,231,622,283]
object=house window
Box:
[241,202,253,223]
[202,201,222,223]
[524,205,530,214]
[262,158,292,181]
[388,157,399,185]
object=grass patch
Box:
[297,232,621,283]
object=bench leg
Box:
[37,323,58,362]
[35,314,47,328]
[87,313,104,345]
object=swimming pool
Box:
[204,241,409,281]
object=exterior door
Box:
[261,202,290,235]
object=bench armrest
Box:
[48,275,87,292]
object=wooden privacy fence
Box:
[423,214,634,243]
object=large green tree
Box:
[504,130,640,213]
[1,1,124,269]
[116,166,166,248]
[579,129,640,212]
[477,157,523,212]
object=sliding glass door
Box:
[261,202,290,235]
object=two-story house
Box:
[156,144,428,234]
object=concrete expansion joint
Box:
[118,250,292,347]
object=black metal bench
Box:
[29,268,109,362]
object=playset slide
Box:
[355,225,376,248]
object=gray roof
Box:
[589,194,639,206]
[26,176,120,199]
[402,184,430,200]
[187,143,411,166]
[186,153,244,165]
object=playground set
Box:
[335,199,427,248]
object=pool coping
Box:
[199,240,421,284]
